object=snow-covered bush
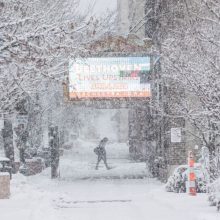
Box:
[208,178,220,211]
[195,176,207,193]
[165,164,207,193]
[165,165,187,193]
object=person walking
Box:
[94,137,110,170]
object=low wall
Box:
[0,173,10,199]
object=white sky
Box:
[79,0,117,14]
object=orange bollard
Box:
[188,151,196,196]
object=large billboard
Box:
[69,57,151,99]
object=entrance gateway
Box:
[60,36,160,179]
[66,55,156,155]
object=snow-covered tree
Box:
[0,0,116,164]
[155,0,220,180]
[0,0,115,113]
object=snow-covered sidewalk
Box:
[0,174,219,220]
[59,141,148,180]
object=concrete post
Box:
[0,173,10,199]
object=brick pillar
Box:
[0,173,10,199]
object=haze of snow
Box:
[79,0,117,14]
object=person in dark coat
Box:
[94,137,110,170]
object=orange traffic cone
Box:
[188,151,196,196]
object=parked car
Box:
[165,163,207,193]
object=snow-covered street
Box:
[0,141,219,220]
[0,174,219,220]
[59,141,148,180]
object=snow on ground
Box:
[59,140,148,180]
[0,141,219,220]
[0,173,219,220]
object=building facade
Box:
[117,0,202,179]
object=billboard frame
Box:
[65,53,157,102]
